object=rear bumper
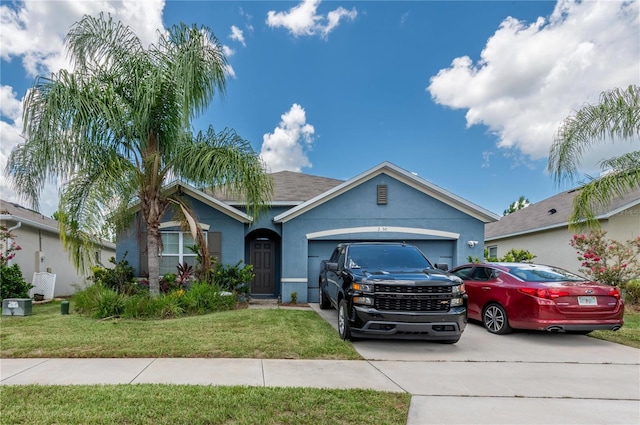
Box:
[510,318,624,332]
[350,305,467,340]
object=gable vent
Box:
[377,184,388,205]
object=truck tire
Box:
[319,284,331,309]
[338,299,353,340]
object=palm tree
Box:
[5,13,272,295]
[503,195,530,216]
[548,85,640,228]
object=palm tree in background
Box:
[548,85,640,228]
[5,13,272,295]
[503,195,530,216]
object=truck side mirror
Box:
[434,263,449,271]
[325,262,338,272]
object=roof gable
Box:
[485,186,640,240]
[273,162,500,223]
[163,181,253,223]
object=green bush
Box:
[73,281,236,320]
[91,254,138,295]
[623,280,640,306]
[0,264,32,300]
[73,283,125,318]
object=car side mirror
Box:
[434,263,449,271]
[325,262,338,272]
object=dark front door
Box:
[250,238,275,294]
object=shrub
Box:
[622,280,640,306]
[570,230,640,286]
[73,281,236,320]
[73,283,125,318]
[0,226,31,300]
[0,264,32,300]
[91,254,138,295]
[211,260,254,301]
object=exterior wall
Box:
[603,206,640,242]
[485,205,640,277]
[117,197,248,276]
[279,174,486,302]
[485,227,578,274]
[3,223,115,297]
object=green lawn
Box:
[0,385,411,425]
[590,306,640,349]
[0,301,361,359]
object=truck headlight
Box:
[353,296,374,306]
[452,284,465,295]
[351,282,374,293]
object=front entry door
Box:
[250,238,275,294]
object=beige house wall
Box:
[2,222,115,297]
[485,205,640,277]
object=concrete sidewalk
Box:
[1,301,639,424]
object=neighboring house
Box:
[117,162,500,302]
[485,187,640,275]
[0,199,116,297]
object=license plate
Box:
[7,301,19,308]
[578,296,597,306]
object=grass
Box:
[590,306,640,349]
[0,385,411,425]
[0,301,361,359]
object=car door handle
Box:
[481,286,491,290]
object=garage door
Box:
[306,239,455,303]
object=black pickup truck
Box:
[318,242,467,343]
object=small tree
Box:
[0,226,31,299]
[570,230,640,286]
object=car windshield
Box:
[508,265,586,282]
[346,244,431,271]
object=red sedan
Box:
[449,262,624,334]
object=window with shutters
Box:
[159,231,204,275]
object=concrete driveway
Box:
[312,304,640,424]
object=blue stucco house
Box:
[116,162,499,302]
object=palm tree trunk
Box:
[146,225,161,296]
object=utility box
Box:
[2,298,33,316]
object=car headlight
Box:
[351,282,374,293]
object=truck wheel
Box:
[319,284,331,309]
[338,299,352,340]
[483,303,512,334]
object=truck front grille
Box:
[375,284,452,294]
[375,297,451,311]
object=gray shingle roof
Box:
[212,171,345,204]
[485,187,640,240]
[0,199,59,231]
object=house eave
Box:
[0,214,116,250]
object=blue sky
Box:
[1,0,638,218]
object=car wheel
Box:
[483,303,512,334]
[338,299,352,340]
[319,284,331,309]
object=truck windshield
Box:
[346,244,431,271]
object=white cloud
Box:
[266,0,357,38]
[0,0,166,216]
[428,0,640,173]
[260,104,315,173]
[230,25,246,47]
